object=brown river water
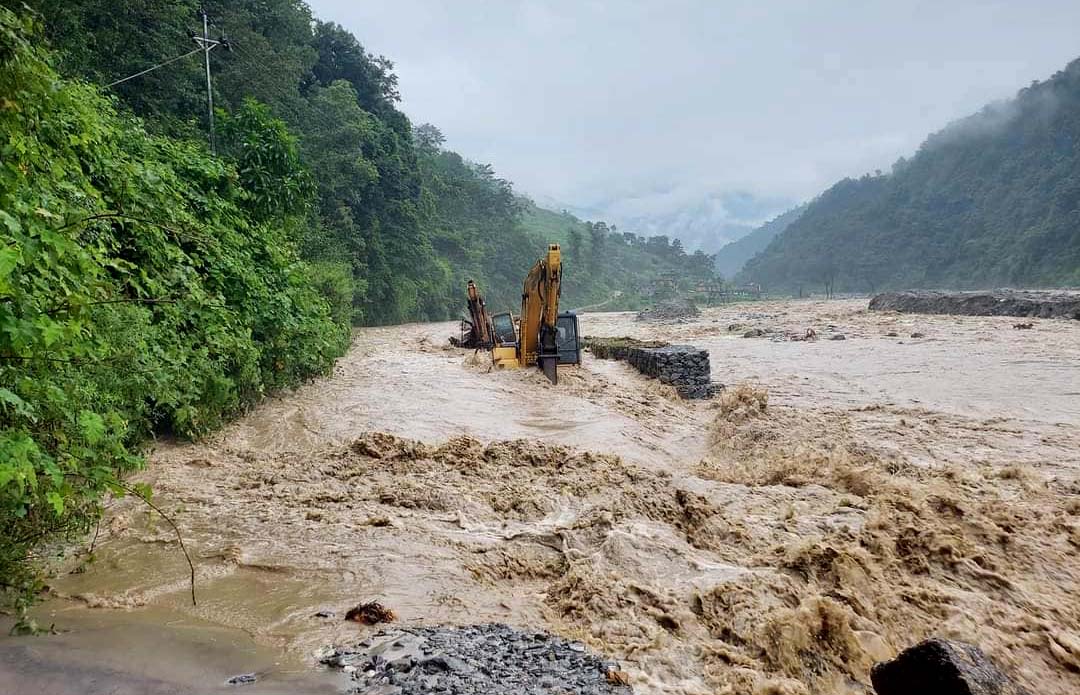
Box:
[2,298,1079,694]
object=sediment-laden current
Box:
[5,299,1079,694]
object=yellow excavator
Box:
[458,243,580,384]
[450,280,494,349]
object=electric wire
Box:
[104,47,204,88]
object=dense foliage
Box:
[0,8,348,596]
[741,59,1080,293]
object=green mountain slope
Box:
[714,205,805,279]
[741,58,1080,293]
[517,204,717,312]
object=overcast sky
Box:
[308,0,1080,225]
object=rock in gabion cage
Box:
[319,623,634,695]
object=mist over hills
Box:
[740,57,1080,293]
[545,189,793,257]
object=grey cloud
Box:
[308,0,1080,235]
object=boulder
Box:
[870,638,1031,695]
[636,299,700,322]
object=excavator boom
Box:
[465,280,493,349]
[519,244,562,383]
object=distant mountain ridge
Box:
[740,57,1080,293]
[713,204,805,279]
[551,190,793,256]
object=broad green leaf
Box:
[45,491,65,516]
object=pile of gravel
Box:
[318,623,634,695]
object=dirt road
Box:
[5,299,1079,694]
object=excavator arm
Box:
[519,244,562,384]
[464,280,493,349]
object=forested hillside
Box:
[713,205,804,279]
[17,0,713,323]
[518,204,717,311]
[0,0,718,594]
[741,57,1080,294]
[0,7,349,593]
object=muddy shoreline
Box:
[4,299,1079,693]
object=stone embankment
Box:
[869,289,1080,319]
[585,337,716,399]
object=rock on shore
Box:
[868,289,1080,319]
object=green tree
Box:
[0,8,348,597]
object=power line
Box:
[102,10,230,155]
[104,47,202,89]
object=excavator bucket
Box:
[539,323,559,384]
[540,354,558,385]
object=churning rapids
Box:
[2,299,1079,694]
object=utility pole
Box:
[201,9,215,153]
[191,9,229,154]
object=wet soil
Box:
[6,299,1079,694]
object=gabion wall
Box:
[585,338,715,399]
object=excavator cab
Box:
[490,311,520,370]
[491,311,518,347]
[555,311,581,365]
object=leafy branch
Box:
[63,474,198,606]
[59,211,214,247]
[116,480,197,606]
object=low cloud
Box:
[309,0,1080,234]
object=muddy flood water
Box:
[3,298,1079,694]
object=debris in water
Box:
[1013,322,1034,330]
[345,601,397,625]
[225,673,257,686]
